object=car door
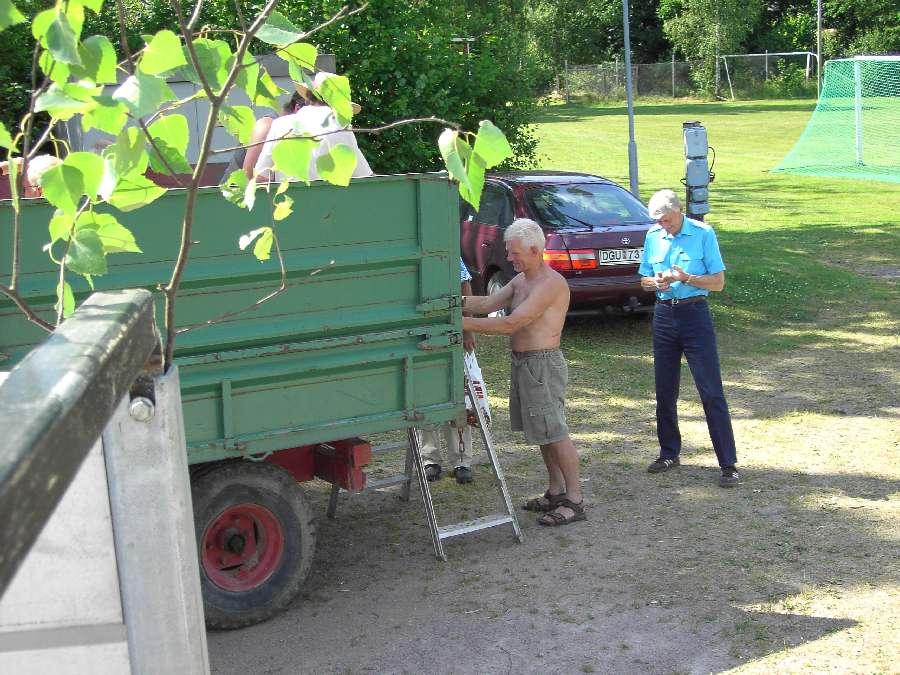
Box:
[460,182,514,293]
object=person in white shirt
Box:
[253,73,373,183]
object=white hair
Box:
[504,218,545,250]
[647,189,682,219]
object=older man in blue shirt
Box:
[639,189,739,487]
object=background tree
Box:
[658,0,763,95]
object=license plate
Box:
[597,247,643,265]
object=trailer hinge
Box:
[416,295,456,313]
[404,410,425,422]
[417,332,460,351]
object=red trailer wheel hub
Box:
[201,503,285,592]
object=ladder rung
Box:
[367,475,411,490]
[371,441,409,455]
[438,514,514,540]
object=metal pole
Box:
[765,49,769,80]
[853,58,863,164]
[817,0,823,94]
[564,59,570,104]
[672,50,676,97]
[622,0,638,197]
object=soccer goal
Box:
[719,51,819,100]
[773,56,900,184]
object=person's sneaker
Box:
[453,466,473,484]
[719,466,740,487]
[424,463,442,482]
[647,457,680,473]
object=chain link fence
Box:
[559,52,819,101]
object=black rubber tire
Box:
[486,270,511,317]
[191,461,316,630]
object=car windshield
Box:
[526,183,651,229]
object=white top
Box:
[253,106,373,182]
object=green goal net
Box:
[774,56,900,183]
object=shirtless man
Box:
[462,218,585,526]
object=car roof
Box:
[487,170,619,187]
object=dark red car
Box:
[460,171,656,315]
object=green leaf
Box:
[71,35,117,84]
[438,129,471,191]
[147,114,191,175]
[233,52,259,105]
[315,144,357,187]
[0,0,25,30]
[271,137,317,184]
[238,227,274,261]
[46,11,82,66]
[459,156,486,210]
[139,29,186,75]
[81,96,126,135]
[0,121,13,150]
[33,4,82,46]
[106,172,165,212]
[112,71,176,119]
[280,42,317,71]
[105,127,147,180]
[65,228,107,275]
[49,209,75,243]
[220,168,249,207]
[41,163,85,214]
[256,11,302,47]
[189,38,231,90]
[253,227,274,261]
[81,0,103,13]
[219,105,254,145]
[55,281,75,319]
[75,211,141,253]
[272,194,293,221]
[64,151,104,200]
[316,73,354,125]
[472,120,513,169]
[252,68,283,110]
[38,50,69,84]
[34,82,98,121]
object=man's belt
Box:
[656,295,707,306]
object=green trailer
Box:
[1,174,465,628]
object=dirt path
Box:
[207,315,899,674]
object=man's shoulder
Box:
[684,217,715,235]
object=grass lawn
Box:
[474,99,900,671]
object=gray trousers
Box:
[418,422,473,469]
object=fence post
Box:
[765,49,769,80]
[564,59,570,103]
[672,51,676,97]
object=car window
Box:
[526,183,650,229]
[474,184,511,226]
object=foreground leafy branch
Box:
[1,0,511,370]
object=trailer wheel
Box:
[191,461,315,630]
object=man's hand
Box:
[668,265,690,282]
[463,329,476,353]
[654,271,672,291]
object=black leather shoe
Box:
[424,463,442,482]
[453,466,473,484]
[719,466,740,487]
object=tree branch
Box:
[0,284,54,333]
[115,0,136,74]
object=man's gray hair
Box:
[504,218,546,250]
[647,189,682,219]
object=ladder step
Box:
[438,514,515,540]
[367,475,411,490]
[371,441,409,455]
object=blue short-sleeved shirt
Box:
[459,257,472,283]
[638,217,726,300]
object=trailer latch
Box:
[415,296,452,313]
[417,333,460,350]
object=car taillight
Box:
[543,248,597,271]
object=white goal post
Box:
[720,51,819,100]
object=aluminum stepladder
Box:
[406,357,524,561]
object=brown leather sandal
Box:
[522,490,565,513]
[538,498,586,526]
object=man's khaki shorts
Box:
[509,349,569,445]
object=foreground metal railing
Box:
[0,289,159,594]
